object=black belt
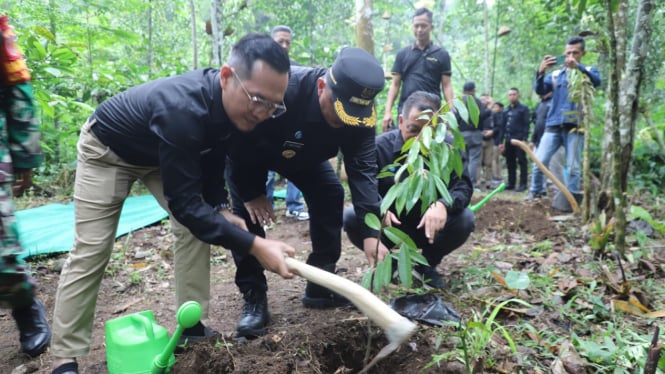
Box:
[546,123,575,131]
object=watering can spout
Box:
[152,301,203,374]
[470,182,505,212]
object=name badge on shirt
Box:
[281,141,303,159]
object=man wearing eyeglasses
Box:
[227,47,391,339]
[50,33,296,374]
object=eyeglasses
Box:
[232,69,287,118]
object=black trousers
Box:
[342,206,475,269]
[504,139,528,187]
[228,160,344,295]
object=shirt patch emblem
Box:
[294,131,303,140]
[282,150,296,159]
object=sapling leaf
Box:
[422,126,432,148]
[384,226,417,249]
[363,213,381,231]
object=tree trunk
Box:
[489,1,501,97]
[147,0,153,77]
[613,0,655,254]
[482,0,490,92]
[209,0,222,67]
[599,0,628,200]
[188,0,198,69]
[48,0,61,164]
[582,84,592,223]
[355,0,374,55]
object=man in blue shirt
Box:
[527,36,601,201]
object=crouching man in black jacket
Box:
[343,91,475,289]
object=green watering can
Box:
[105,301,202,374]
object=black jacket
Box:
[90,68,255,253]
[503,102,530,142]
[531,97,551,147]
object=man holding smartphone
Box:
[526,36,601,202]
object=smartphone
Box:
[555,55,565,65]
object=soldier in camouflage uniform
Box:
[0,72,51,356]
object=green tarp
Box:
[16,195,168,259]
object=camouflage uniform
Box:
[0,81,43,309]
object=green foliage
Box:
[363,97,468,292]
[572,325,663,373]
[629,205,665,234]
[589,210,615,254]
[426,298,531,373]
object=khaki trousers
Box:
[481,139,502,184]
[51,120,211,358]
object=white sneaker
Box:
[285,210,310,221]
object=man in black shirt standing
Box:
[228,47,390,339]
[50,34,296,374]
[499,87,530,192]
[382,7,454,132]
[344,91,474,289]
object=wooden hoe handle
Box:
[510,139,580,213]
[284,257,416,347]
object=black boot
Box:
[236,289,270,338]
[12,299,51,357]
[302,264,352,309]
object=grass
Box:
[421,230,665,373]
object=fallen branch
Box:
[644,326,662,374]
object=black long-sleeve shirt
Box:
[229,66,381,239]
[531,97,551,146]
[503,102,531,142]
[90,68,255,253]
[491,111,505,146]
[376,130,473,220]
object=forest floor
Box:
[1,189,663,374]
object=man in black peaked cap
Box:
[227,47,391,339]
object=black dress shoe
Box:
[504,185,515,190]
[515,185,527,192]
[176,321,219,350]
[302,264,352,309]
[12,299,51,357]
[415,265,446,290]
[236,289,270,338]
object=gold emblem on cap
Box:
[361,88,377,98]
[333,99,376,127]
[282,150,296,159]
